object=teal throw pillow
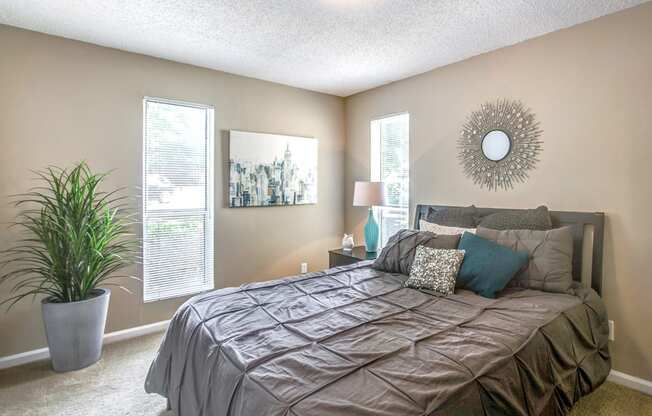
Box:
[457,232,529,298]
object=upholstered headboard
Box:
[414,205,606,295]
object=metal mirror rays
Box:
[458,99,542,191]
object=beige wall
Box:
[344,3,652,381]
[0,25,345,357]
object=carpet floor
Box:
[0,332,650,415]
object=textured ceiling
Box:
[0,1,648,96]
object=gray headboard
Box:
[414,205,606,295]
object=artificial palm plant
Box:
[0,162,138,371]
[0,162,137,306]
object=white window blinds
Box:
[371,113,410,247]
[143,98,214,302]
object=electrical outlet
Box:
[608,320,615,341]
[300,262,308,274]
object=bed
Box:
[145,205,610,416]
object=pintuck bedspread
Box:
[145,261,610,416]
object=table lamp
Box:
[353,181,386,253]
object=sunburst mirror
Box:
[458,99,543,191]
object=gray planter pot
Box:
[41,288,110,372]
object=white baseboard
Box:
[102,320,169,345]
[608,370,652,396]
[0,320,169,370]
[0,346,51,370]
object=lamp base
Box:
[364,208,379,253]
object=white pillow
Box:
[419,220,476,235]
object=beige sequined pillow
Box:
[405,246,465,295]
[419,220,476,235]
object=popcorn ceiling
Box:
[0,0,646,96]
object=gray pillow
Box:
[426,206,477,228]
[372,229,461,276]
[476,226,573,293]
[405,246,465,295]
[476,206,552,231]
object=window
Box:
[143,98,214,302]
[371,113,409,247]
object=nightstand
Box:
[328,246,378,268]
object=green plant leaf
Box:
[0,161,138,307]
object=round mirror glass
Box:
[481,130,511,161]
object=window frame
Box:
[370,112,410,247]
[142,96,215,303]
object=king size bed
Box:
[145,205,610,416]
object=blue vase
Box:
[364,208,379,253]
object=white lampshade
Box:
[353,181,386,207]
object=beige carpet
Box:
[1,332,650,415]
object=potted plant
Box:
[0,162,137,372]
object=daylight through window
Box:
[371,113,410,247]
[142,98,214,302]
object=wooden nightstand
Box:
[328,246,378,268]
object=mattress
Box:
[145,261,610,416]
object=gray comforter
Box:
[145,261,610,416]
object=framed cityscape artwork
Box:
[229,130,318,207]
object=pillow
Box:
[456,232,529,298]
[372,229,461,275]
[476,206,553,230]
[405,246,465,295]
[476,226,574,293]
[426,205,477,228]
[420,220,475,235]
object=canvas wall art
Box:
[229,130,318,207]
